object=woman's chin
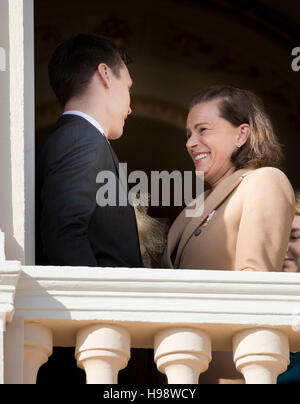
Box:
[195,163,209,174]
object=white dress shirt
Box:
[63,110,109,142]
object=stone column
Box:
[4,316,24,384]
[233,328,290,384]
[154,327,212,384]
[75,324,131,384]
[23,323,53,384]
[0,313,6,384]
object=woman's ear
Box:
[236,124,250,147]
[97,63,111,88]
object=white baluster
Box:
[154,327,212,384]
[23,323,53,384]
[75,324,130,384]
[233,328,290,384]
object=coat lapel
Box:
[163,189,212,268]
[173,169,252,268]
[162,206,190,269]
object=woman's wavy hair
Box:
[189,86,283,169]
[295,191,300,215]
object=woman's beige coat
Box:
[162,167,295,272]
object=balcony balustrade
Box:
[0,231,299,384]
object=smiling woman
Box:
[186,99,244,189]
[163,85,294,273]
[186,86,283,179]
[283,191,300,272]
[278,191,300,384]
[162,85,296,384]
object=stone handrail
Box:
[0,262,300,384]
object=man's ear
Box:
[97,63,111,88]
[236,124,250,147]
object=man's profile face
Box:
[107,63,132,140]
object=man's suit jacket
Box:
[162,167,295,272]
[36,114,143,268]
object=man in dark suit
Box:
[36,33,143,268]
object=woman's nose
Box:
[286,243,292,257]
[186,133,199,149]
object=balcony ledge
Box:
[12,266,300,351]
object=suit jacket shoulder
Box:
[43,116,107,157]
[237,166,295,210]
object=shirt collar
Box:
[63,110,107,139]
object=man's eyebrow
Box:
[292,227,300,231]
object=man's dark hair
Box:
[48,33,129,106]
